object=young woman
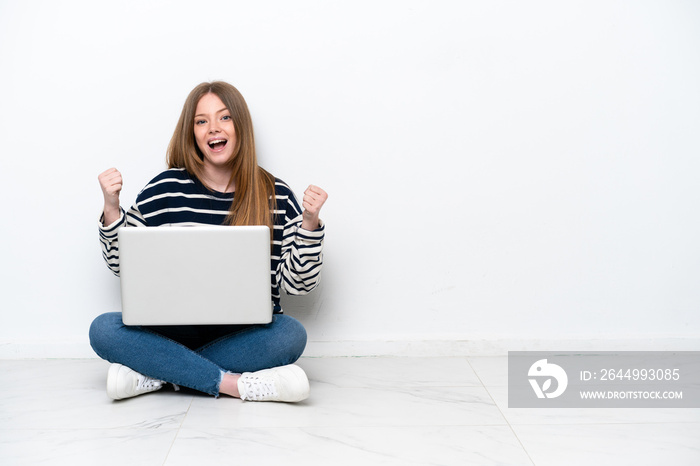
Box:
[90,81,327,402]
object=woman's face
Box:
[193,93,237,170]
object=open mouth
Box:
[208,138,228,151]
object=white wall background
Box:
[1,0,698,357]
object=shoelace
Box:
[136,375,163,392]
[241,375,278,401]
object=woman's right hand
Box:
[98,168,123,226]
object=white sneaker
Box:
[237,364,310,402]
[107,363,164,400]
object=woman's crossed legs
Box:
[89,312,308,400]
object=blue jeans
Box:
[89,312,307,396]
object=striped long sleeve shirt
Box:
[98,168,324,314]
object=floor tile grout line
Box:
[161,395,194,466]
[466,357,537,466]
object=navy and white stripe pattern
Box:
[99,168,324,314]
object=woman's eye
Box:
[222,115,231,121]
[195,119,206,125]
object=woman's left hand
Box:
[301,185,328,230]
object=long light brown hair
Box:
[166,81,276,231]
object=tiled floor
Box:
[1,357,698,465]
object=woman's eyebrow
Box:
[195,107,229,118]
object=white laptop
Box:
[118,226,272,326]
